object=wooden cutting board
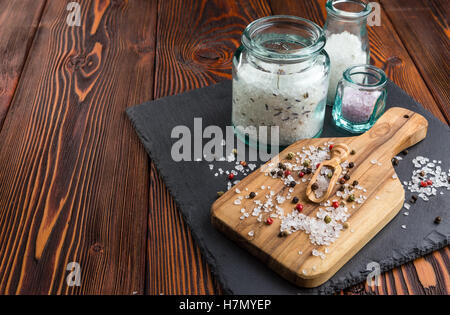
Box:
[211,107,428,288]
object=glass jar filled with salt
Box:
[324,0,371,105]
[232,16,330,147]
[332,64,387,133]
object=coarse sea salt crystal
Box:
[248,231,254,237]
[403,203,410,210]
[234,199,241,205]
[401,225,407,229]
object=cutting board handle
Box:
[361,107,428,158]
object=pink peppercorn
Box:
[284,170,291,176]
[332,201,339,209]
[299,171,305,178]
[266,218,273,225]
[228,173,234,180]
[295,204,303,211]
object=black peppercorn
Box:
[278,162,286,170]
[434,216,441,224]
[348,162,354,168]
[339,185,345,192]
[344,174,350,181]
[352,180,359,187]
[249,192,256,199]
[277,170,283,177]
[292,197,299,204]
[347,194,355,202]
[270,170,276,176]
[392,158,399,166]
[402,149,408,155]
[311,183,319,191]
[410,195,418,203]
[278,231,288,237]
[290,181,296,188]
[350,149,356,155]
[403,114,409,118]
[305,168,312,174]
[339,178,346,184]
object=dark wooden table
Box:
[0,0,448,295]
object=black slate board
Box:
[127,80,449,294]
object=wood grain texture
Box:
[212,108,427,288]
[269,0,447,124]
[0,0,156,294]
[0,0,47,129]
[148,0,271,294]
[380,0,450,123]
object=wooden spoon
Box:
[306,143,350,203]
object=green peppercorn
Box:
[342,222,349,229]
[217,191,225,197]
[327,172,333,179]
[347,194,356,202]
[311,183,319,191]
[232,148,237,155]
[249,192,256,199]
[287,152,295,160]
[303,159,311,167]
[292,197,299,204]
[324,216,331,224]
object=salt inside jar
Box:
[332,64,387,133]
[232,16,330,147]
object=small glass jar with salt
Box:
[324,0,372,105]
[232,16,330,147]
[332,64,387,133]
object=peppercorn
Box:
[278,162,286,170]
[434,216,441,224]
[287,152,295,160]
[344,174,350,181]
[329,144,334,150]
[350,149,356,155]
[420,181,427,187]
[339,178,346,184]
[277,170,283,177]
[278,231,288,237]
[339,185,345,192]
[266,217,274,225]
[342,222,349,229]
[270,170,276,176]
[403,114,409,118]
[228,173,235,180]
[232,148,237,155]
[289,181,296,188]
[348,162,355,168]
[240,161,247,167]
[249,192,256,199]
[347,194,355,202]
[427,179,433,186]
[410,195,418,204]
[392,158,399,166]
[420,171,425,177]
[292,197,299,204]
[316,163,321,169]
[402,149,408,155]
[217,191,224,197]
[305,168,312,174]
[352,180,359,187]
[284,170,291,177]
[303,159,310,167]
[324,216,331,224]
[299,171,305,178]
[332,201,339,209]
[327,172,333,179]
[311,183,319,191]
[296,204,303,211]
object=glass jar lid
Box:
[326,0,372,20]
[241,15,326,62]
